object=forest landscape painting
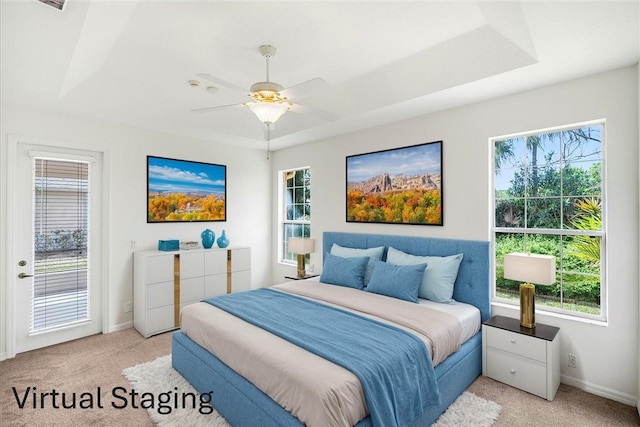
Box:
[147,156,226,223]
[346,141,443,225]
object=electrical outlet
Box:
[125,301,132,313]
[568,353,577,368]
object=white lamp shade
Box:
[249,102,289,124]
[288,237,315,254]
[503,252,556,285]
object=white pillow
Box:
[386,247,463,303]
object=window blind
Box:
[32,157,90,331]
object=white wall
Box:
[271,66,639,405]
[0,105,272,359]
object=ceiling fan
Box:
[192,45,330,126]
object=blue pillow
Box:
[319,253,369,289]
[386,247,464,303]
[365,260,427,303]
[330,243,385,286]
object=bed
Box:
[172,231,490,426]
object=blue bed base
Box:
[172,231,490,426]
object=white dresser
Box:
[133,247,251,337]
[482,315,560,401]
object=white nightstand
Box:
[482,315,560,401]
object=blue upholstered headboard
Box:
[322,232,492,322]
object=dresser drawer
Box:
[145,254,174,284]
[486,326,546,362]
[180,252,204,279]
[204,273,228,297]
[486,347,547,398]
[180,276,204,303]
[204,250,228,275]
[230,247,251,272]
[147,281,174,309]
[146,305,176,336]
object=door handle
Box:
[18,272,34,279]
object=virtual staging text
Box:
[11,386,214,415]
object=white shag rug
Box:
[123,355,501,427]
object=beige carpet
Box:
[1,328,638,426]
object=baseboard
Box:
[561,374,638,407]
[109,320,133,333]
[0,351,7,361]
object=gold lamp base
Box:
[520,283,536,328]
[296,254,306,278]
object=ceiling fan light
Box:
[249,101,290,124]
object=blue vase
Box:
[201,229,215,249]
[217,229,229,248]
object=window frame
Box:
[490,119,607,322]
[278,166,311,265]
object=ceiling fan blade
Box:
[280,77,329,101]
[196,73,248,95]
[289,103,340,122]
[191,103,246,113]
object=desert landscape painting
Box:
[346,141,442,225]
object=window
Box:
[492,121,605,320]
[33,157,90,330]
[280,167,311,264]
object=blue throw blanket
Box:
[203,288,440,427]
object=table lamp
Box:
[288,237,315,278]
[503,252,556,328]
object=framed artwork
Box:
[147,156,226,223]
[346,141,443,225]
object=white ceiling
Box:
[1,1,638,151]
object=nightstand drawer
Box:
[486,326,546,362]
[486,347,547,398]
